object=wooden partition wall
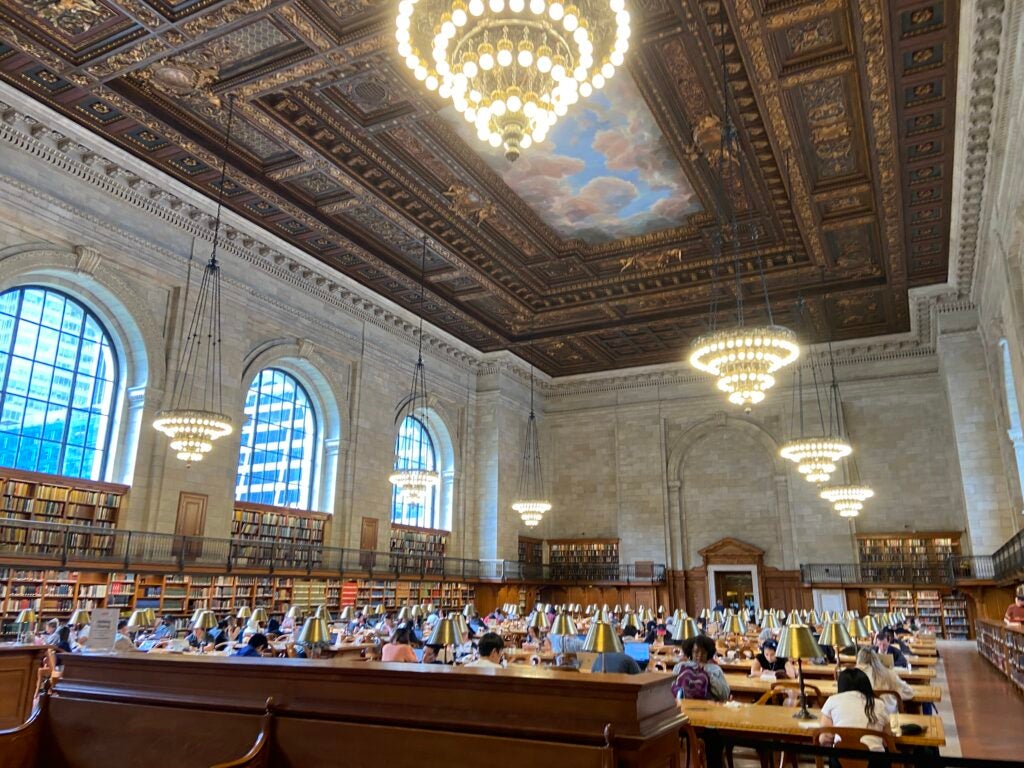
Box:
[33,654,685,768]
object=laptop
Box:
[623,642,651,669]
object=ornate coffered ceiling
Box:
[0,0,959,374]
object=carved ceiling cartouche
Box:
[0,0,959,374]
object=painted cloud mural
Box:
[446,73,701,244]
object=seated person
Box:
[113,619,138,653]
[185,624,214,653]
[622,625,642,643]
[523,625,551,652]
[381,626,418,663]
[874,630,909,668]
[551,630,584,655]
[671,636,730,701]
[749,638,795,679]
[208,619,230,647]
[152,615,177,640]
[234,633,270,657]
[856,647,914,714]
[465,632,504,668]
[818,668,892,751]
[421,643,448,664]
[266,617,281,635]
[53,625,73,653]
[591,649,641,675]
[42,619,61,645]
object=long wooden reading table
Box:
[720,673,940,713]
[713,659,935,682]
[678,699,945,749]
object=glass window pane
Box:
[235,368,318,510]
[0,287,119,479]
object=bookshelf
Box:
[0,468,127,557]
[915,590,942,635]
[231,502,328,568]
[548,538,619,580]
[389,524,447,573]
[976,619,1024,694]
[518,536,543,564]
[942,595,970,639]
[856,532,961,583]
[0,568,474,627]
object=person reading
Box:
[749,638,795,679]
[1005,585,1024,625]
[234,634,270,657]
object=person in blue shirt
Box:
[152,616,177,640]
[234,633,270,657]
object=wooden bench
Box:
[2,654,678,768]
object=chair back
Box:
[811,727,897,768]
[768,680,824,708]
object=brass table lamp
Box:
[549,612,578,638]
[777,623,824,720]
[672,617,700,643]
[298,617,331,658]
[582,619,623,673]
[250,607,270,627]
[818,620,854,673]
[427,616,460,663]
[16,608,36,644]
[69,608,90,627]
[237,606,252,621]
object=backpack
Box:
[673,665,711,700]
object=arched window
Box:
[391,415,440,528]
[0,286,119,480]
[1000,340,1024,500]
[235,368,318,509]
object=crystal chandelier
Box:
[389,237,441,503]
[395,0,631,161]
[779,305,852,484]
[689,326,800,407]
[820,485,874,518]
[153,97,236,463]
[687,11,797,407]
[512,363,551,527]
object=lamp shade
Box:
[286,605,305,621]
[251,607,269,625]
[427,617,460,646]
[453,613,469,640]
[818,620,854,649]
[722,614,747,635]
[16,608,36,625]
[374,604,386,616]
[126,610,148,631]
[620,612,642,631]
[69,608,90,626]
[786,610,802,626]
[582,620,623,654]
[699,608,711,620]
[623,603,632,613]
[236,606,252,620]
[658,604,666,616]
[143,607,157,626]
[191,608,205,625]
[463,603,476,617]
[862,615,880,634]
[550,613,577,636]
[528,610,550,631]
[613,604,622,614]
[338,606,355,622]
[776,623,823,660]
[672,618,700,642]
[396,607,412,623]
[315,605,332,623]
[846,618,869,640]
[298,617,330,647]
[639,607,655,624]
[808,610,821,625]
[761,613,780,630]
[712,610,724,624]
[193,610,218,630]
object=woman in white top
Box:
[819,668,892,752]
[856,647,914,714]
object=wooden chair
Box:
[769,681,824,708]
[872,690,905,714]
[680,722,705,768]
[811,727,897,768]
[36,648,61,693]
